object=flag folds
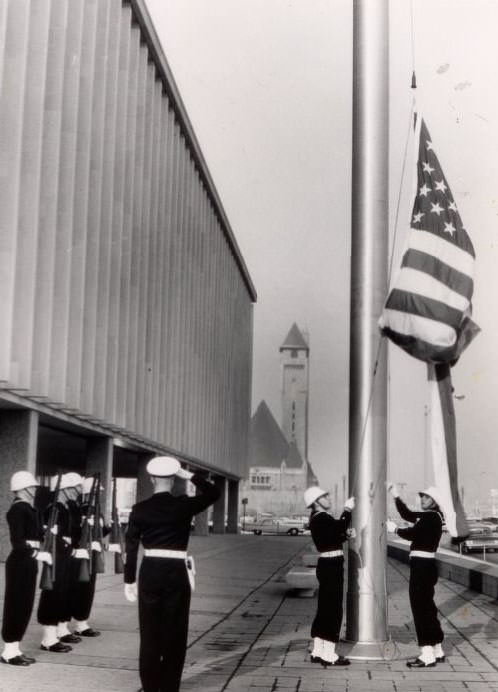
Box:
[380,115,479,538]
[379,117,479,364]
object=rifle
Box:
[92,473,106,574]
[109,477,125,574]
[39,473,62,591]
[78,475,98,582]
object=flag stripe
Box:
[381,308,456,346]
[401,249,474,300]
[395,266,470,312]
[381,325,459,363]
[385,289,463,330]
[408,230,474,277]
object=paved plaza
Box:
[1,534,498,692]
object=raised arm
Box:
[395,497,422,523]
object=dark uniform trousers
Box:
[2,550,38,642]
[71,563,97,622]
[409,558,444,646]
[138,557,190,692]
[311,557,344,643]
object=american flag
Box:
[379,117,479,364]
[380,116,479,538]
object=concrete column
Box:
[86,436,114,522]
[212,475,227,534]
[0,409,39,560]
[226,479,239,534]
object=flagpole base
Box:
[339,638,397,661]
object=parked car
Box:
[460,522,498,554]
[250,517,306,536]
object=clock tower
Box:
[279,323,309,461]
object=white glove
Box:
[344,496,355,511]
[73,548,90,559]
[91,541,102,552]
[346,527,356,539]
[50,525,58,535]
[176,467,194,481]
[124,583,138,602]
[87,516,95,527]
[386,519,398,533]
[35,551,53,565]
[387,482,400,498]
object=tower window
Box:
[291,349,298,358]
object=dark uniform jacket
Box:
[6,500,43,553]
[124,474,220,584]
[395,497,443,552]
[43,501,73,552]
[67,500,83,548]
[309,508,352,552]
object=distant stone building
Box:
[241,325,318,517]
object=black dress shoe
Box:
[1,655,30,666]
[331,656,350,666]
[59,633,81,643]
[406,657,436,668]
[436,655,446,663]
[76,627,100,637]
[310,655,322,663]
[19,654,36,664]
[40,642,72,653]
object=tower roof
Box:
[286,441,305,469]
[249,401,289,468]
[280,323,309,352]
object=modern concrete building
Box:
[0,0,256,557]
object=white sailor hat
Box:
[146,456,180,477]
[10,470,39,492]
[304,486,328,508]
[419,486,442,507]
[60,472,84,490]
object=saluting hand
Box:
[176,467,194,481]
[386,519,398,533]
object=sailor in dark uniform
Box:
[1,471,43,665]
[69,476,109,638]
[124,456,220,692]
[37,472,83,652]
[304,486,355,667]
[387,483,445,667]
[58,474,88,644]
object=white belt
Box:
[410,550,435,559]
[144,548,187,559]
[26,540,40,549]
[319,549,343,558]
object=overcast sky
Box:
[144,0,498,511]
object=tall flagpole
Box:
[345,0,390,657]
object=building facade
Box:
[0,0,256,556]
[241,325,317,517]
